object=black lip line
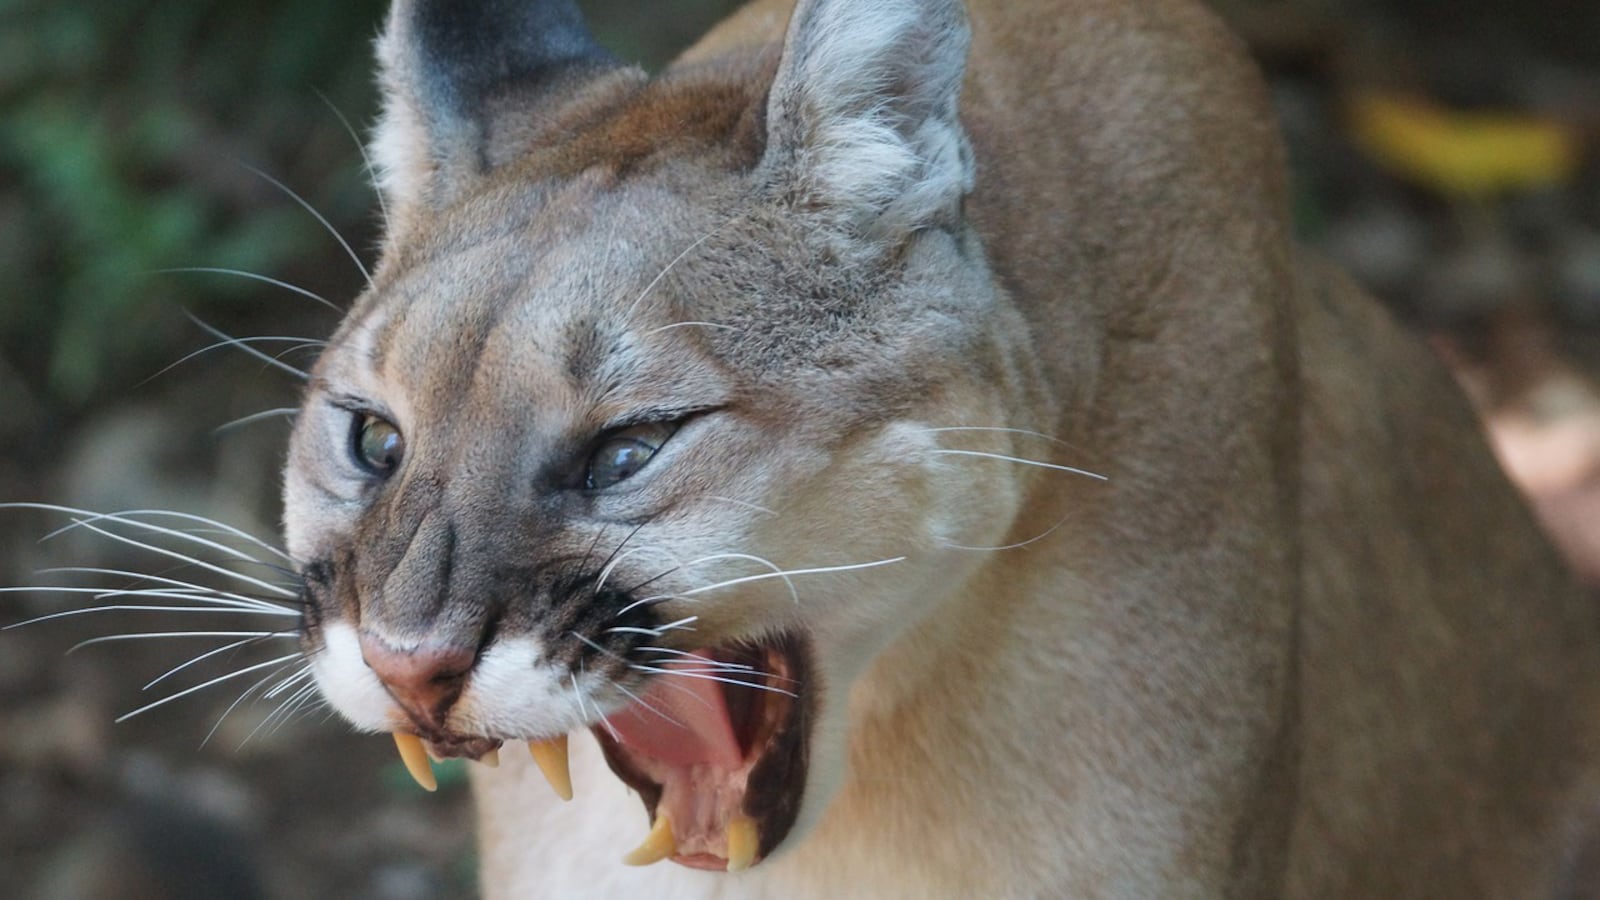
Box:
[591,632,815,866]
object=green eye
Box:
[587,423,676,490]
[352,413,405,477]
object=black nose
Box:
[358,631,479,732]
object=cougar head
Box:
[284,0,1035,870]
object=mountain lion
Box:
[268,0,1600,895]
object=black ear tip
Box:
[406,0,615,110]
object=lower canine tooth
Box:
[392,732,437,792]
[726,816,758,872]
[622,814,675,866]
[528,735,573,801]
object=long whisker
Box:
[701,495,777,517]
[202,659,307,747]
[942,510,1073,553]
[634,647,755,670]
[156,266,341,312]
[115,652,304,723]
[624,225,726,323]
[184,315,308,381]
[596,546,681,598]
[2,596,299,626]
[574,634,795,698]
[676,556,907,600]
[9,505,297,565]
[35,565,292,606]
[33,507,283,569]
[614,592,693,619]
[239,162,375,292]
[604,615,698,639]
[633,666,797,698]
[144,335,328,385]
[69,630,294,653]
[675,553,800,604]
[615,682,685,729]
[643,320,742,337]
[215,407,299,435]
[253,679,325,744]
[150,334,328,379]
[928,448,1107,481]
[614,550,797,606]
[919,425,1078,447]
[142,634,290,691]
[315,89,391,235]
[43,518,297,598]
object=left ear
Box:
[759,0,974,240]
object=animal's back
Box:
[696,0,1600,894]
[1291,255,1600,895]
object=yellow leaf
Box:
[1346,93,1580,198]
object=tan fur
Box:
[283,0,1600,896]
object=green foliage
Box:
[0,0,743,411]
[0,0,387,407]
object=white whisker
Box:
[631,666,796,698]
[156,266,341,312]
[16,503,295,568]
[635,647,755,670]
[143,635,290,691]
[44,517,297,598]
[678,556,906,600]
[203,660,305,747]
[146,335,327,384]
[32,565,292,608]
[595,545,680,598]
[643,320,741,337]
[264,665,315,701]
[2,597,298,628]
[676,553,800,605]
[942,511,1072,553]
[615,683,685,729]
[701,495,777,517]
[115,652,304,723]
[215,407,299,435]
[257,680,326,743]
[929,448,1107,481]
[240,163,375,292]
[185,315,309,381]
[624,224,726,323]
[316,89,391,235]
[69,631,292,652]
[920,425,1077,447]
[614,592,692,619]
[17,506,296,565]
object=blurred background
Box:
[0,0,1596,897]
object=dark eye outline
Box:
[585,422,678,491]
[349,412,405,478]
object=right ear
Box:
[371,0,630,235]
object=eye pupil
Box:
[587,423,675,490]
[354,414,405,477]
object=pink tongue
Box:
[605,659,744,769]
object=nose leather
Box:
[359,631,478,731]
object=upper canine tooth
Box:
[528,735,573,801]
[622,814,675,866]
[726,815,758,872]
[392,732,437,792]
[479,747,501,768]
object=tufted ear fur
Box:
[371,0,631,235]
[760,0,975,240]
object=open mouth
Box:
[389,632,811,872]
[594,632,810,871]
